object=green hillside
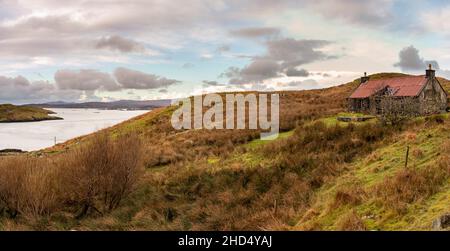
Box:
[0,73,449,230]
[0,104,61,123]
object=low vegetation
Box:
[0,133,143,227]
[0,73,449,230]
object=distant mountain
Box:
[27,99,172,110]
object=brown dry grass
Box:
[0,157,60,219]
[0,132,143,221]
[374,152,450,213]
[336,210,367,231]
[136,121,395,230]
[332,185,366,209]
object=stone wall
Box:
[348,98,370,113]
[419,78,447,114]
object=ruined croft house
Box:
[348,66,448,115]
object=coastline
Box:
[0,116,63,123]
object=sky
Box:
[1,0,450,104]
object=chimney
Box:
[360,72,369,84]
[426,64,435,78]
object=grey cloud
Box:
[238,59,280,80]
[285,68,309,77]
[114,67,179,89]
[55,68,178,91]
[1,66,180,103]
[0,75,83,104]
[55,69,121,91]
[219,66,240,79]
[202,80,218,86]
[221,38,333,85]
[202,80,220,87]
[266,38,332,68]
[0,75,30,87]
[230,27,280,38]
[0,76,30,89]
[223,59,281,85]
[394,46,439,71]
[96,35,146,53]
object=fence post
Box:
[405,145,410,168]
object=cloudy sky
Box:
[1,0,450,104]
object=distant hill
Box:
[0,104,62,123]
[27,99,172,110]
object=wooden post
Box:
[405,146,410,168]
[273,199,278,216]
[54,136,57,145]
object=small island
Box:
[0,104,62,123]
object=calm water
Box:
[0,108,148,151]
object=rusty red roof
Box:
[349,75,428,99]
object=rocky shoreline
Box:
[0,148,27,156]
[0,116,63,123]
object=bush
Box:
[60,132,144,217]
[0,132,144,220]
[332,185,366,209]
[336,210,367,231]
[0,157,60,219]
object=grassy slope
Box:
[4,73,449,230]
[293,117,450,230]
[0,104,61,122]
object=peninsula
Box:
[0,104,62,123]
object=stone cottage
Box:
[348,65,448,115]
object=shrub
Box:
[60,132,144,217]
[336,210,367,231]
[332,185,366,209]
[0,157,60,219]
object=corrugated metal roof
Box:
[349,76,428,99]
